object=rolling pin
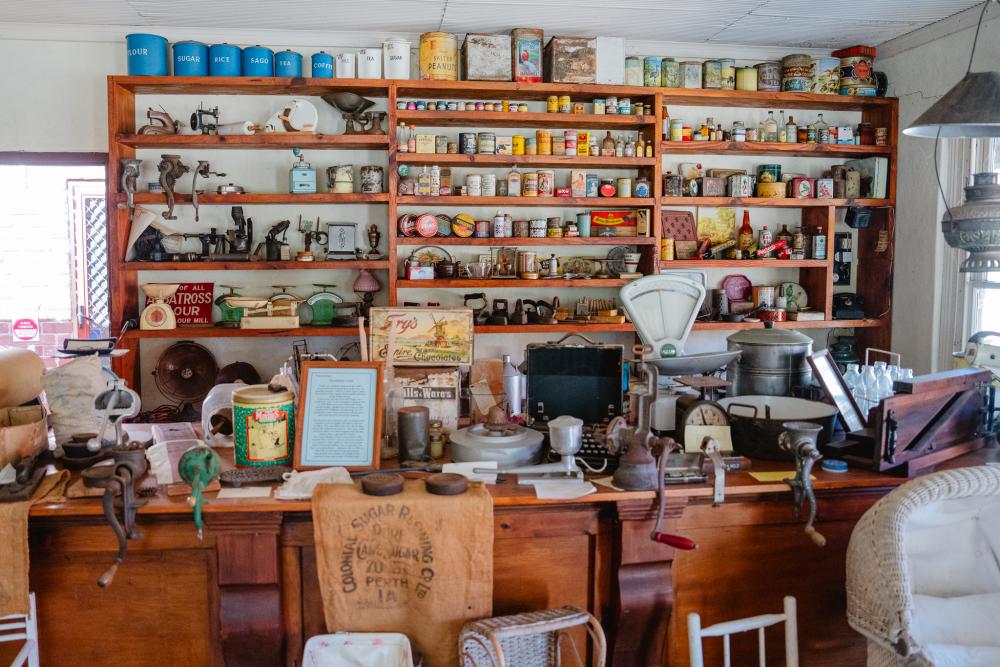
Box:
[0,348,43,407]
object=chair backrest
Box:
[0,593,35,645]
[688,596,798,667]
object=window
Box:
[963,138,1000,337]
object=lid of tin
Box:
[174,40,207,46]
[416,213,438,238]
[233,384,294,405]
[425,472,468,496]
[727,326,812,347]
[277,49,300,56]
[822,459,849,473]
[362,473,404,496]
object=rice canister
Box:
[233,384,296,467]
[242,45,273,77]
[172,41,208,76]
[643,56,662,87]
[311,51,334,78]
[127,33,168,76]
[681,61,702,88]
[383,38,412,79]
[209,43,242,76]
[275,50,303,78]
[781,53,812,92]
[810,57,840,95]
[419,32,458,80]
[702,60,722,89]
[755,61,781,92]
[661,58,680,88]
[358,48,382,78]
[335,53,356,78]
[624,57,643,86]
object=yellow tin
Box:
[546,95,559,112]
[419,31,458,80]
[577,131,590,157]
[512,135,525,155]
[536,130,552,155]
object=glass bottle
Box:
[758,225,773,256]
[757,116,767,142]
[844,363,862,401]
[636,136,645,157]
[764,110,778,142]
[417,166,431,196]
[778,111,787,143]
[861,365,879,412]
[600,131,614,157]
[614,134,625,157]
[785,115,798,144]
[645,140,653,157]
[792,226,805,258]
[814,113,830,144]
[624,135,636,157]
[407,124,416,153]
[776,224,793,248]
[397,122,409,153]
[738,210,754,254]
[590,133,599,157]
[876,363,894,400]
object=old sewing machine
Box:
[137,107,181,135]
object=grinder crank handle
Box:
[798,448,826,547]
[702,436,726,506]
[97,480,127,588]
[651,533,698,550]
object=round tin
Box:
[624,57,643,86]
[459,133,477,154]
[466,174,483,197]
[755,61,781,92]
[172,41,208,77]
[617,177,633,198]
[435,214,453,237]
[661,58,680,88]
[735,67,758,91]
[681,61,702,88]
[719,58,736,89]
[233,385,295,467]
[810,56,840,94]
[335,52,356,78]
[398,213,417,236]
[383,38,411,79]
[512,135,525,155]
[242,45,274,77]
[209,43,242,76]
[274,50,303,78]
[477,132,496,154]
[781,53,812,92]
[558,95,572,113]
[529,219,547,237]
[473,220,490,237]
[127,33,168,76]
[415,213,439,237]
[643,56,662,87]
[839,55,874,85]
[435,135,448,153]
[702,60,722,89]
[513,219,530,237]
[547,95,559,112]
[522,172,539,197]
[419,31,458,80]
[311,51,334,78]
[537,170,555,196]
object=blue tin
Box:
[209,43,241,76]
[274,50,303,78]
[172,41,208,77]
[242,45,273,76]
[585,174,600,198]
[126,33,168,76]
[311,51,334,78]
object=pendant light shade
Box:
[904,71,1000,138]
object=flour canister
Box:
[172,41,208,76]
[311,51,334,78]
[383,38,412,79]
[358,48,382,78]
[419,32,458,80]
[335,52,356,78]
[127,33,168,76]
[208,43,241,76]
[242,45,273,77]
[233,385,295,467]
[810,57,840,95]
[755,61,781,92]
[275,50,303,77]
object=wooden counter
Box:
[21,451,987,666]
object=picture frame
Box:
[808,349,867,433]
[294,360,383,471]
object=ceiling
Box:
[0,0,985,48]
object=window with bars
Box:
[964,138,1000,337]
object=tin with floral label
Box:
[233,385,295,467]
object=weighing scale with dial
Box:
[300,284,344,326]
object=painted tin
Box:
[681,61,702,88]
[172,41,208,77]
[661,58,681,88]
[275,50,303,78]
[624,57,643,86]
[538,170,555,196]
[463,33,512,81]
[383,38,411,79]
[420,31,458,80]
[839,55,874,85]
[757,163,782,183]
[466,174,483,197]
[558,95,572,113]
[586,174,600,197]
[529,219,547,237]
[474,219,490,237]
[755,61,781,92]
[511,28,543,82]
[810,57,840,94]
[311,51,334,78]
[523,172,539,197]
[127,33,168,76]
[719,58,736,89]
[617,177,632,198]
[702,60,722,89]
[728,174,754,197]
[643,56,662,87]
[482,173,497,197]
[335,52,356,78]
[735,67,757,91]
[536,130,552,155]
[781,53,812,92]
[358,48,382,78]
[242,46,273,77]
[209,43,242,76]
[233,385,295,467]
[459,133,477,154]
[492,213,506,237]
[512,135,525,155]
[477,132,496,154]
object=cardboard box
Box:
[544,36,596,83]
[415,134,436,154]
[571,170,587,197]
[496,136,513,155]
[462,33,512,81]
[591,209,638,237]
[386,366,461,433]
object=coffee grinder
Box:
[475,415,586,481]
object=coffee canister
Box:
[172,41,207,76]
[383,38,411,79]
[702,60,722,89]
[360,166,384,193]
[419,32,458,80]
[624,57,643,86]
[242,45,273,77]
[681,61,702,88]
[335,52,356,78]
[358,48,382,78]
[643,56,662,87]
[755,61,781,92]
[209,43,242,76]
[719,58,736,89]
[127,33,168,76]
[810,57,840,94]
[781,53,812,92]
[275,50,303,77]
[233,384,295,467]
[661,58,680,88]
[311,51,334,78]
[735,66,758,91]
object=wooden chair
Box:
[688,595,798,667]
[0,593,39,667]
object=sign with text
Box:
[12,318,39,342]
[165,282,214,326]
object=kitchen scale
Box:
[301,284,345,326]
[140,283,180,330]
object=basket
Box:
[459,606,606,667]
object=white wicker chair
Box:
[846,466,1000,666]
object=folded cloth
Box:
[0,469,69,614]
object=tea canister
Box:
[311,51,334,78]
[735,67,758,91]
[360,165,384,193]
[702,60,722,89]
[781,53,812,92]
[172,41,208,77]
[681,61,702,88]
[242,45,273,77]
[383,38,411,79]
[810,57,840,95]
[719,58,736,89]
[275,50,303,78]
[358,48,382,78]
[233,385,296,467]
[624,57,643,86]
[209,43,242,76]
[127,33,168,76]
[419,31,458,80]
[755,61,781,92]
[335,52,356,78]
[661,58,681,88]
[643,56,662,87]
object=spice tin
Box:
[311,51,334,78]
[586,174,600,197]
[810,57,840,94]
[419,31,458,80]
[242,45,274,77]
[511,28,543,82]
[755,61,781,92]
[538,170,555,196]
[529,219,547,237]
[127,33,168,76]
[466,174,483,196]
[643,56,662,87]
[728,174,754,197]
[624,56,643,86]
[172,41,208,77]
[209,43,242,77]
[233,385,295,467]
[781,53,812,92]
[275,50,303,78]
[719,58,736,89]
[681,61,702,88]
[790,177,815,199]
[383,38,411,79]
[536,130,552,155]
[335,52,356,78]
[617,177,632,198]
[459,133,477,154]
[702,60,722,89]
[558,95,572,113]
[735,67,757,91]
[477,132,496,154]
[523,172,539,197]
[474,219,490,237]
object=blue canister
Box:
[311,51,334,78]
[209,43,241,76]
[126,33,168,76]
[275,50,303,78]
[172,41,208,76]
[242,45,273,76]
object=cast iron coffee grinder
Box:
[178,446,221,541]
[779,421,826,547]
[157,154,189,221]
[119,158,142,220]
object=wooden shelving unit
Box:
[108,76,897,388]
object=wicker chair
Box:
[459,606,606,667]
[846,466,1000,666]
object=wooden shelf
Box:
[659,141,891,158]
[659,88,896,111]
[397,236,655,246]
[396,110,655,129]
[124,192,390,205]
[396,278,632,289]
[112,75,390,96]
[397,196,653,207]
[693,318,884,331]
[118,133,389,150]
[475,323,635,334]
[123,326,362,339]
[397,154,655,168]
[122,259,390,271]
[394,80,658,101]
[660,197,893,208]
[661,259,828,269]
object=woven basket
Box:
[459,606,606,667]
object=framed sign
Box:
[294,360,383,471]
[369,307,474,366]
[808,349,867,433]
[165,282,214,325]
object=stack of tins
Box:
[420,32,459,80]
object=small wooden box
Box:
[544,36,596,83]
[462,33,512,81]
[698,177,727,197]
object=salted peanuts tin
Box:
[233,385,295,467]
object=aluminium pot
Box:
[726,324,813,396]
[718,395,838,460]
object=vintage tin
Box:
[564,130,578,156]
[586,174,600,197]
[757,163,782,184]
[536,130,552,155]
[510,135,525,155]
[275,50,302,77]
[790,177,815,199]
[757,182,786,198]
[525,137,537,155]
[663,173,683,197]
[477,132,496,154]
[482,173,497,197]
[558,95,572,113]
[577,131,590,156]
[547,222,563,238]
[719,58,736,89]
[669,119,683,142]
[462,33,513,81]
[599,178,617,197]
[538,170,555,196]
[434,135,448,154]
[728,174,755,197]
[735,67,757,91]
[507,170,522,197]
[311,51,334,78]
[752,286,776,308]
[551,135,565,155]
[755,61,781,92]
[661,238,675,261]
[617,177,632,198]
[127,33,168,76]
[661,58,681,88]
[242,45,273,77]
[492,213,507,238]
[544,36,597,83]
[360,165,383,193]
[335,52,356,78]
[875,127,888,145]
[635,176,651,198]
[529,219,547,237]
[513,219,530,237]
[546,95,559,112]
[459,133,477,155]
[702,60,722,89]
[466,174,483,197]
[420,32,458,80]
[624,56,643,86]
[357,48,381,78]
[398,213,417,237]
[233,385,295,467]
[643,56,662,87]
[681,61,702,88]
[781,53,812,92]
[209,43,242,76]
[699,177,726,197]
[810,57,840,94]
[523,172,539,197]
[383,38,411,79]
[839,54,876,95]
[812,234,827,260]
[172,41,208,77]
[815,178,834,199]
[474,219,490,237]
[511,28,543,82]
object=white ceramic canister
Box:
[383,38,412,79]
[358,48,382,78]
[335,52,356,78]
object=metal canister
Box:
[435,135,448,153]
[311,51,334,78]
[242,45,274,76]
[728,174,754,197]
[512,135,525,155]
[529,219,547,237]
[661,58,680,88]
[209,43,242,76]
[702,60,722,89]
[681,61,702,88]
[477,132,496,154]
[466,173,483,197]
[661,238,675,261]
[172,41,208,76]
[558,95,572,113]
[726,328,814,398]
[233,385,296,467]
[482,173,497,197]
[755,61,781,92]
[537,170,555,196]
[274,50,303,77]
[492,212,507,237]
[617,177,632,198]
[781,53,812,92]
[618,98,632,114]
[564,130,578,156]
[127,33,168,76]
[839,55,876,96]
[719,58,736,89]
[551,135,565,156]
[523,172,539,197]
[593,98,606,115]
[810,56,840,95]
[358,48,382,78]
[335,52,356,78]
[606,96,618,114]
[536,130,552,155]
[419,31,458,80]
[547,95,559,112]
[459,133,477,154]
[360,165,383,193]
[383,38,411,79]
[513,219,530,237]
[624,57,643,86]
[586,173,600,197]
[669,118,683,141]
[643,56,662,87]
[525,137,537,155]
[474,219,490,237]
[735,67,757,91]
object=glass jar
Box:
[857,122,875,145]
